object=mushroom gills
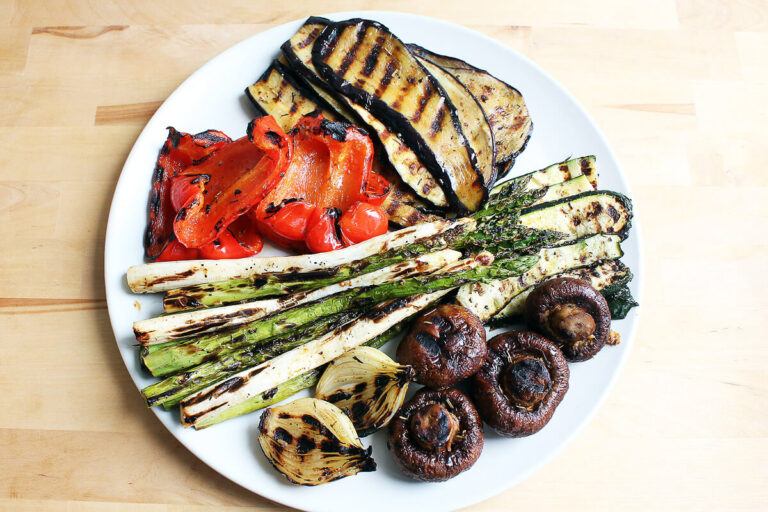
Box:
[525,277,612,361]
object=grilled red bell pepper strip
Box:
[144,128,231,259]
[173,116,292,249]
[255,114,389,252]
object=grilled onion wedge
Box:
[316,347,414,436]
[312,19,486,213]
[281,17,449,209]
[408,44,532,175]
[257,397,376,486]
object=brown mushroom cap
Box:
[388,387,484,482]
[473,331,569,437]
[396,304,486,389]
[525,277,611,361]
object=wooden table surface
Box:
[2,1,766,510]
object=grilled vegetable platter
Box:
[105,12,641,512]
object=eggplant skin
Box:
[312,18,486,214]
[245,60,341,132]
[408,44,533,171]
[281,17,451,214]
[417,57,497,192]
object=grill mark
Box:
[411,82,433,124]
[182,402,224,425]
[429,104,446,137]
[297,26,322,50]
[361,41,382,77]
[376,59,397,96]
[337,26,367,76]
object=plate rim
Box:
[104,11,644,512]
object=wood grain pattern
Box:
[0,1,766,510]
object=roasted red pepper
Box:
[255,114,389,252]
[173,116,292,249]
[144,128,231,259]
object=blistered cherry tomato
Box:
[228,215,264,254]
[155,239,200,262]
[260,200,316,241]
[339,202,389,245]
[170,175,208,212]
[198,229,255,259]
[305,208,343,253]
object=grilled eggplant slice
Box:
[408,44,532,171]
[245,60,340,132]
[312,19,486,213]
[493,260,633,320]
[281,17,449,209]
[417,57,496,190]
[457,233,624,321]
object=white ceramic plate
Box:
[105,11,642,512]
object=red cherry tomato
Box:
[363,173,391,206]
[198,229,255,259]
[339,202,389,245]
[170,175,208,212]
[228,215,264,254]
[155,239,200,262]
[305,208,343,253]
[260,200,316,241]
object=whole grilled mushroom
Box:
[388,387,483,482]
[525,277,611,361]
[397,304,486,389]
[473,331,569,437]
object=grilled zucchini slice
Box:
[281,17,449,209]
[408,44,532,171]
[313,19,486,214]
[533,174,594,206]
[456,233,624,321]
[492,156,597,198]
[245,60,340,132]
[518,190,633,242]
[493,260,633,320]
[417,57,496,191]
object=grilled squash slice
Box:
[408,44,532,175]
[313,19,486,214]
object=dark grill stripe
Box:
[337,26,367,76]
[297,26,322,50]
[429,102,446,137]
[375,59,397,97]
[361,42,382,77]
[411,82,433,124]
